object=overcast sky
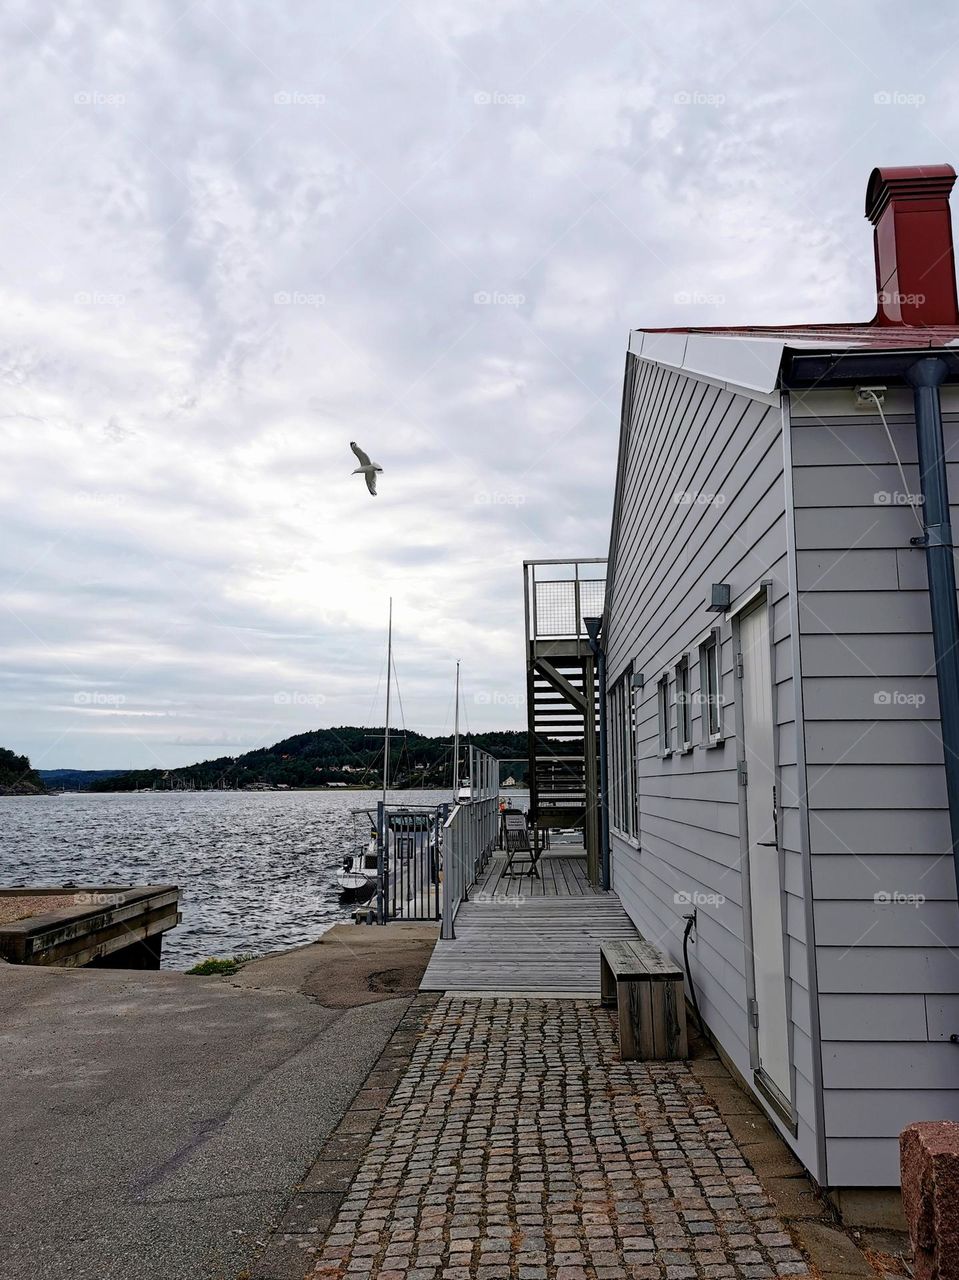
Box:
[1,0,957,770]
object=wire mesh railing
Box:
[524,559,607,641]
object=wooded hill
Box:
[89,726,535,791]
[0,747,47,795]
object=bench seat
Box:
[600,939,688,1061]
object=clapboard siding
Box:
[605,358,819,1179]
[792,400,959,1187]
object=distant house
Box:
[600,164,959,1207]
[502,776,517,787]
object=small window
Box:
[608,672,638,839]
[676,656,692,750]
[700,630,722,743]
[658,674,672,757]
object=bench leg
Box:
[600,953,616,1007]
[618,979,643,1060]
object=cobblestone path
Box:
[311,997,811,1280]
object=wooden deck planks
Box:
[421,863,640,996]
[477,851,602,901]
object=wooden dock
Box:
[420,851,639,997]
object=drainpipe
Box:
[584,617,611,890]
[906,356,959,896]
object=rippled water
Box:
[0,788,484,969]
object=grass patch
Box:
[187,954,254,976]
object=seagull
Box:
[350,441,383,496]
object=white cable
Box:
[863,388,925,533]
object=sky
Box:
[2,0,958,770]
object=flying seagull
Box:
[350,440,383,496]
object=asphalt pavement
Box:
[0,924,437,1280]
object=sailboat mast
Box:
[382,598,393,805]
[452,660,460,793]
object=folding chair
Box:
[501,811,541,878]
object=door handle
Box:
[756,840,778,847]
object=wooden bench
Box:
[600,939,688,1061]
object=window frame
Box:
[608,670,638,841]
[657,673,672,758]
[675,655,693,752]
[699,627,723,746]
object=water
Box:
[0,788,483,970]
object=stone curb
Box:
[251,993,441,1280]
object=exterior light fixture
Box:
[708,583,731,612]
[631,672,644,689]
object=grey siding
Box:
[604,358,820,1178]
[790,393,959,1187]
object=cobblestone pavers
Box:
[310,997,811,1280]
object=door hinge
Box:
[737,760,748,786]
[735,652,744,679]
[748,997,759,1028]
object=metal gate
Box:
[375,803,446,923]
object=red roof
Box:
[633,322,959,351]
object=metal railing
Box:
[441,746,499,940]
[376,803,446,923]
[523,558,607,643]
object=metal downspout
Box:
[597,643,611,890]
[585,619,611,890]
[906,356,959,897]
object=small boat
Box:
[337,835,378,899]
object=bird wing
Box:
[365,470,377,496]
[350,441,371,467]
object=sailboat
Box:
[336,599,394,899]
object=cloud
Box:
[0,0,955,766]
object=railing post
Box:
[376,800,387,924]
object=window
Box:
[700,629,723,743]
[609,673,637,839]
[657,674,672,757]
[675,656,692,750]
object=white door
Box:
[739,600,792,1104]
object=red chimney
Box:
[865,163,959,326]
